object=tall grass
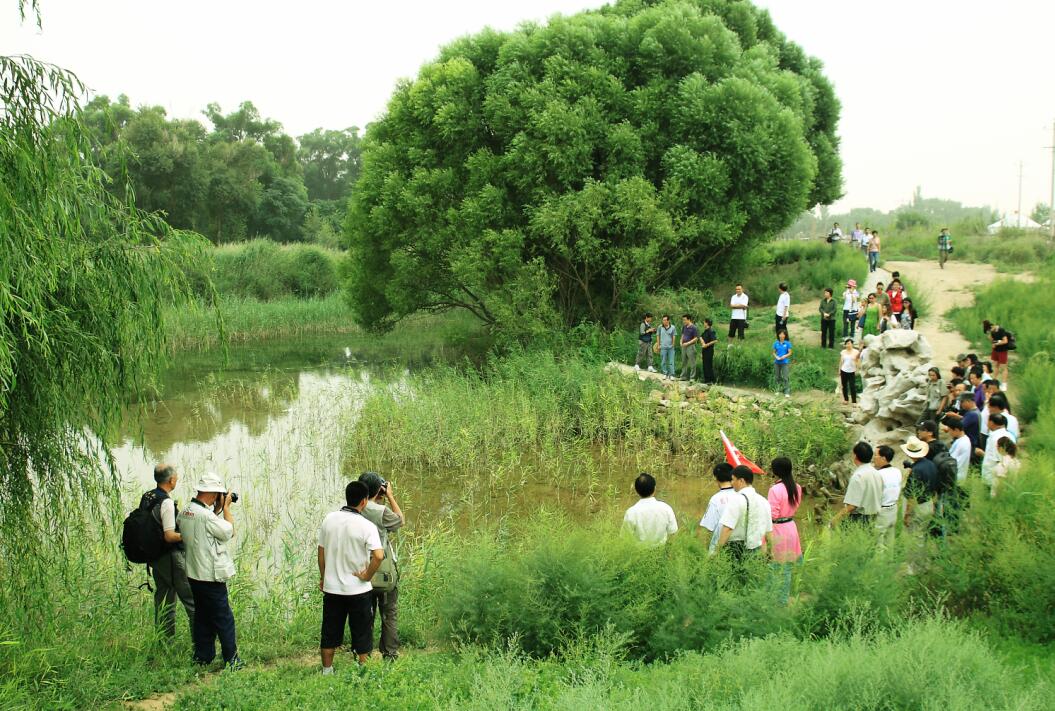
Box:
[344,350,851,482]
[183,239,344,300]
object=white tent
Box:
[987,213,1042,234]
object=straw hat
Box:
[900,437,929,460]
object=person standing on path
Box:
[874,446,901,549]
[938,227,952,269]
[841,279,860,339]
[838,339,860,405]
[622,473,678,546]
[178,472,243,670]
[634,313,657,372]
[728,284,749,342]
[772,330,793,397]
[680,314,699,381]
[829,442,882,529]
[698,463,737,552]
[851,223,865,251]
[767,457,802,605]
[827,222,843,249]
[867,230,881,273]
[922,367,943,423]
[873,282,891,314]
[144,464,195,640]
[819,288,837,348]
[358,472,405,661]
[775,282,790,337]
[886,280,905,323]
[901,299,917,330]
[700,318,718,384]
[858,293,878,335]
[318,481,384,673]
[657,315,677,381]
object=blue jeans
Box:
[660,346,675,377]
[868,251,879,272]
[189,579,239,664]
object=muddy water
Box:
[112,334,825,570]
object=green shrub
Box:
[283,244,339,297]
[183,239,343,301]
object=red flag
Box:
[720,430,764,474]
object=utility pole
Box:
[1017,160,1023,229]
[1049,120,1055,239]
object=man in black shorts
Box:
[728,283,749,341]
[318,481,384,672]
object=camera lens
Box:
[230,492,239,504]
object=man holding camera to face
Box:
[178,472,244,670]
[358,472,405,660]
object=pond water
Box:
[112,333,824,572]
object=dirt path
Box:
[867,259,1032,369]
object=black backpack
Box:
[932,451,959,493]
[122,490,167,564]
[1005,331,1017,351]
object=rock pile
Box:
[853,329,935,442]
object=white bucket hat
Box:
[900,437,930,460]
[195,471,227,493]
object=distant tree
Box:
[894,211,930,231]
[298,127,362,202]
[1030,202,1051,225]
[252,175,309,243]
[346,0,842,332]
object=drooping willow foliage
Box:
[0,51,210,539]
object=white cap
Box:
[195,471,226,493]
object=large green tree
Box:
[0,54,207,527]
[346,0,843,331]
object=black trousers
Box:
[702,347,715,383]
[775,315,787,337]
[821,318,836,348]
[840,370,857,403]
[189,579,238,665]
[728,319,746,340]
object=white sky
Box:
[4,0,1053,215]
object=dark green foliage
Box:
[0,56,207,528]
[347,0,843,332]
[184,240,342,301]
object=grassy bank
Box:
[184,239,344,300]
[883,230,1054,272]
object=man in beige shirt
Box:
[830,442,883,528]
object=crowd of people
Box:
[828,221,954,272]
[132,465,405,673]
[623,335,1024,600]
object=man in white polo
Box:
[829,442,883,528]
[728,283,749,342]
[318,480,384,673]
[622,473,678,546]
[716,465,772,559]
[178,472,242,670]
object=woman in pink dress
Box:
[768,457,802,605]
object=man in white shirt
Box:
[142,463,195,639]
[828,222,843,245]
[178,472,242,669]
[716,466,772,558]
[319,480,384,672]
[980,414,1013,488]
[698,463,737,552]
[873,446,901,548]
[851,223,865,249]
[841,279,859,339]
[775,282,791,337]
[830,442,883,528]
[622,473,678,546]
[942,415,972,483]
[987,394,1018,441]
[728,284,749,342]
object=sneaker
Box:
[784,393,791,398]
[633,365,640,371]
[225,655,245,672]
[322,666,335,676]
[647,366,656,373]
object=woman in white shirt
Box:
[838,338,859,404]
[841,280,860,339]
[991,437,1021,497]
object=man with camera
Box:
[358,472,405,660]
[178,472,243,670]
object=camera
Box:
[228,491,240,504]
[378,478,388,497]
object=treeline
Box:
[783,187,998,239]
[81,96,358,247]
